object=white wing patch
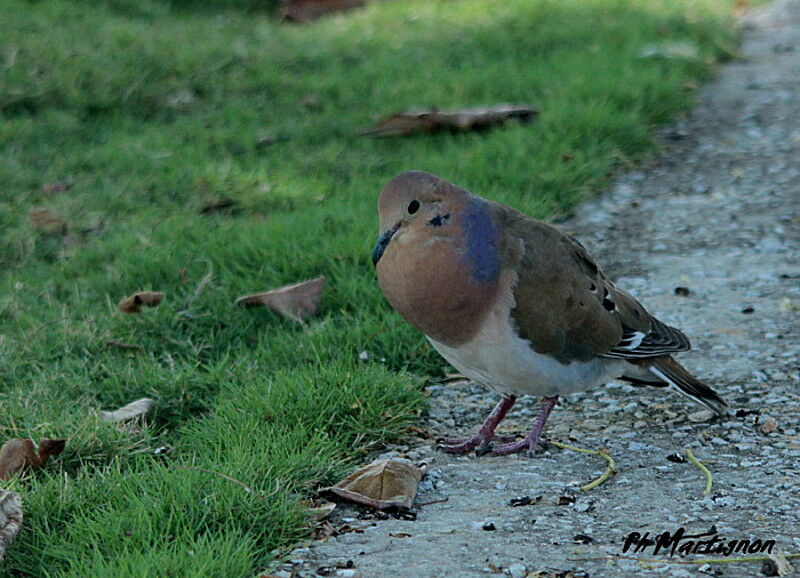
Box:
[616,331,646,350]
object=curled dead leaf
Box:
[278,0,366,23]
[118,291,164,314]
[361,105,538,137]
[29,207,68,235]
[0,491,22,562]
[0,438,66,481]
[236,277,325,323]
[0,440,36,481]
[100,398,155,423]
[322,458,424,510]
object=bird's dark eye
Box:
[407,200,420,214]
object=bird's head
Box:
[372,170,469,266]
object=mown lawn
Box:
[0,0,736,575]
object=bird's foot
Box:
[489,436,549,457]
[490,396,558,457]
[437,433,517,455]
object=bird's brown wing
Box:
[498,206,688,364]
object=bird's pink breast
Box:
[376,235,499,346]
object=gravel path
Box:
[284,2,800,576]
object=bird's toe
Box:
[438,432,518,455]
[491,437,548,457]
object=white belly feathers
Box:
[428,294,625,398]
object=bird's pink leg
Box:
[491,395,559,457]
[438,395,517,454]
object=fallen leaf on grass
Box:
[0,491,22,562]
[100,398,155,423]
[236,277,325,323]
[0,438,66,481]
[29,208,67,234]
[361,105,538,137]
[118,291,164,314]
[322,458,424,510]
[278,0,366,23]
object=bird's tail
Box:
[647,356,727,416]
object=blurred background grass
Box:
[0,0,736,574]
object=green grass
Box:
[0,0,736,575]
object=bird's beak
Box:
[372,223,399,266]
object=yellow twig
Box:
[685,448,712,496]
[549,440,617,491]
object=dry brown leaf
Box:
[29,208,67,234]
[361,105,538,137]
[322,458,424,510]
[0,491,22,562]
[0,440,32,481]
[0,438,66,481]
[278,0,366,23]
[100,398,155,423]
[118,291,164,314]
[236,277,325,323]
